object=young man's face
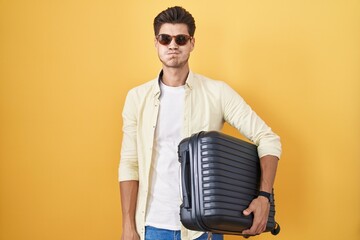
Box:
[155,23,195,69]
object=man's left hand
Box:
[242,196,270,236]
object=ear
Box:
[154,37,158,47]
[190,37,195,52]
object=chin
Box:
[161,60,179,67]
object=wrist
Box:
[122,218,136,229]
[258,191,272,203]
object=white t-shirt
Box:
[145,81,185,230]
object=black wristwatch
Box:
[258,191,272,202]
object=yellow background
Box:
[0,0,359,240]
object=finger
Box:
[242,223,257,236]
[242,229,251,236]
[255,219,268,235]
[261,222,267,233]
[252,217,267,234]
[254,223,265,235]
[243,208,251,216]
[243,214,265,235]
[243,205,256,216]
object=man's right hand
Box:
[121,229,140,240]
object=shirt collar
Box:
[185,71,194,89]
[153,70,194,98]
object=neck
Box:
[161,65,190,87]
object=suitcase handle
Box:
[181,149,191,209]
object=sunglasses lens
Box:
[175,35,189,46]
[158,34,172,45]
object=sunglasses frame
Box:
[156,34,193,46]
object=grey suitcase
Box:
[178,131,280,236]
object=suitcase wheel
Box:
[271,222,281,235]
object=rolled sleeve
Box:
[118,158,139,181]
[221,82,282,159]
[256,131,282,159]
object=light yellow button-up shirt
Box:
[118,71,282,240]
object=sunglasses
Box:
[156,34,192,46]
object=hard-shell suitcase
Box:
[178,131,280,236]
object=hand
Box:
[121,230,140,240]
[242,196,270,237]
[121,227,140,240]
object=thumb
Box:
[243,206,254,216]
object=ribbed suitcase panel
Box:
[199,134,260,232]
[201,161,258,178]
[179,131,278,235]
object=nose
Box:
[168,38,179,49]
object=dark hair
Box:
[153,6,196,36]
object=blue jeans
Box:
[145,226,223,240]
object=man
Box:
[119,6,281,240]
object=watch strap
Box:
[258,191,272,202]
